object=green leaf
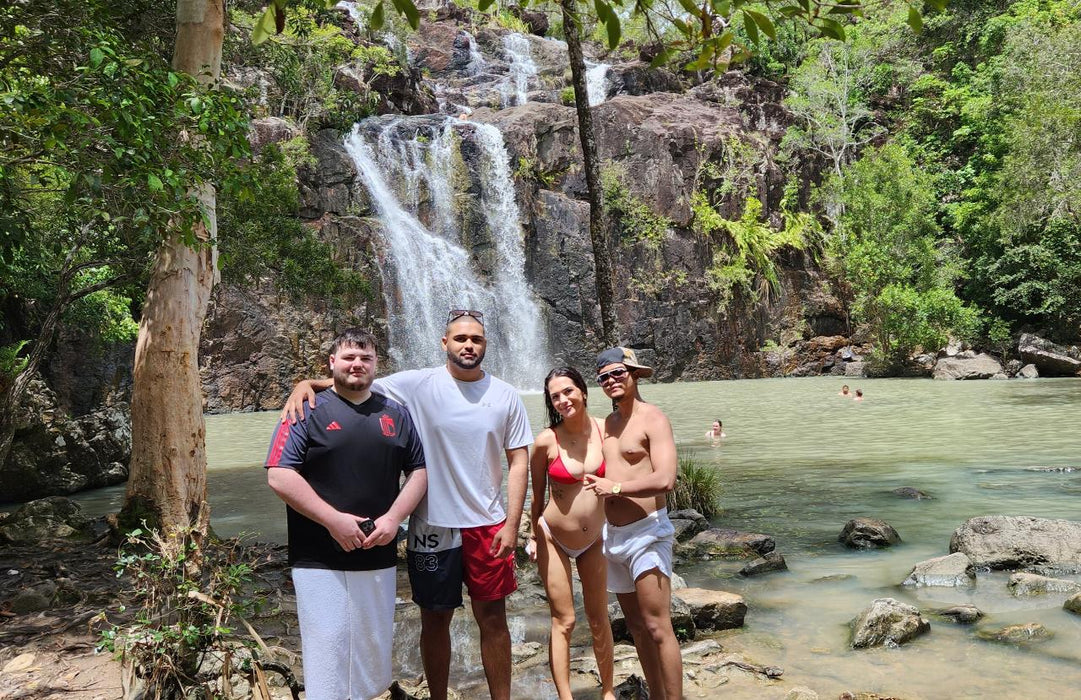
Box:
[649,47,675,68]
[907,6,923,33]
[815,17,846,40]
[745,9,776,39]
[89,47,104,67]
[605,13,622,48]
[371,1,385,30]
[479,0,496,10]
[251,6,277,46]
[742,10,759,44]
[677,0,702,19]
[391,0,420,29]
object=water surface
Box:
[76,377,1081,697]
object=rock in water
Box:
[850,598,930,649]
[1063,592,1081,615]
[672,588,747,631]
[1007,572,1081,596]
[949,515,1081,569]
[839,518,902,549]
[739,551,788,576]
[902,553,974,587]
[684,528,775,558]
[977,623,1052,645]
[938,604,983,624]
[892,486,934,500]
[932,353,1004,380]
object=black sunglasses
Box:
[596,367,629,384]
[447,309,485,324]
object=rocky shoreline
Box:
[4,498,1081,699]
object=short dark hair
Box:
[329,328,377,356]
[543,367,588,428]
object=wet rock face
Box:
[850,598,930,649]
[1,379,130,501]
[902,553,974,587]
[839,518,901,549]
[977,623,1053,645]
[739,551,788,576]
[682,528,776,559]
[949,515,1081,570]
[1007,572,1081,596]
[938,604,983,624]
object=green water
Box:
[75,376,1081,697]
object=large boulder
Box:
[0,497,90,545]
[839,518,901,549]
[902,553,974,587]
[932,353,1003,380]
[850,598,930,649]
[1018,333,1081,376]
[949,515,1081,570]
[683,528,775,558]
[672,588,747,631]
[1,378,130,501]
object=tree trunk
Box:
[560,0,617,346]
[121,0,223,539]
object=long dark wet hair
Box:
[543,366,588,428]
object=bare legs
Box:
[421,601,512,700]
[419,608,453,700]
[537,530,615,700]
[617,570,682,700]
[471,597,512,700]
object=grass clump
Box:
[670,450,722,518]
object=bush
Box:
[670,451,722,519]
[100,527,292,699]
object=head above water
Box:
[543,366,588,428]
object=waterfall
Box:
[466,32,486,76]
[343,118,549,389]
[585,60,611,106]
[501,33,537,107]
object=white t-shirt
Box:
[373,366,533,528]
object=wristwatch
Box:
[612,482,622,495]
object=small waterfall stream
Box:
[586,60,611,106]
[501,33,538,106]
[343,117,548,389]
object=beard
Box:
[447,347,485,370]
[332,366,373,393]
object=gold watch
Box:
[612,482,622,495]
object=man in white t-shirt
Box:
[282,310,532,700]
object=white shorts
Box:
[602,508,675,594]
[292,567,396,700]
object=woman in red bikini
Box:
[528,367,615,700]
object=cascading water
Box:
[500,33,537,107]
[585,60,611,106]
[343,117,549,389]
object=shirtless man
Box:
[583,347,682,700]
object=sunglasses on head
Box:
[447,309,484,324]
[596,367,629,384]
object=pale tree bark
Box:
[560,0,617,346]
[121,0,224,540]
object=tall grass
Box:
[669,450,722,518]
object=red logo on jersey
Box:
[380,414,396,437]
[326,421,342,431]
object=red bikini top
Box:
[548,420,606,485]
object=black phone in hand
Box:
[359,518,376,536]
